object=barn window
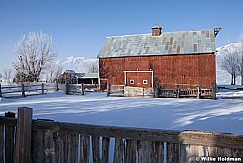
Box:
[130,80,134,84]
[143,80,148,84]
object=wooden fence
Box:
[0,108,242,163]
[0,83,87,98]
[123,86,154,97]
[66,83,84,95]
[107,83,124,97]
[106,81,217,99]
[155,82,217,99]
[0,83,58,98]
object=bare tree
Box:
[2,68,13,84]
[237,32,243,85]
[87,61,98,73]
[46,64,64,83]
[220,49,239,85]
[13,31,57,83]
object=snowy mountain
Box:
[56,56,98,73]
[216,42,242,85]
[216,42,242,56]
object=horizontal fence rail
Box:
[0,83,91,98]
[0,108,242,163]
[0,83,58,98]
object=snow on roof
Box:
[64,70,76,74]
[63,71,98,79]
[81,73,98,79]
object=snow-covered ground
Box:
[0,91,243,135]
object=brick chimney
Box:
[151,24,162,36]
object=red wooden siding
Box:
[99,53,216,89]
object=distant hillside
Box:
[56,56,98,73]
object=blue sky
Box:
[0,0,243,73]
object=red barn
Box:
[98,25,219,96]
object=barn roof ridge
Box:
[98,28,216,58]
[106,28,215,38]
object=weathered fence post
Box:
[212,81,217,100]
[15,107,33,163]
[21,84,25,97]
[81,83,84,95]
[5,112,16,163]
[143,87,145,97]
[167,143,179,163]
[176,84,180,98]
[101,137,110,163]
[197,83,201,99]
[41,83,44,94]
[0,123,3,163]
[107,81,110,97]
[154,82,159,98]
[0,84,2,97]
[55,83,59,92]
[65,74,69,95]
[92,135,101,163]
[65,82,69,95]
[113,138,124,162]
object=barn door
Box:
[124,71,153,88]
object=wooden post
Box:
[212,81,217,100]
[176,84,180,98]
[15,107,33,163]
[167,143,179,163]
[65,73,68,95]
[0,123,3,163]
[98,79,101,91]
[21,84,26,97]
[197,83,201,99]
[0,84,2,97]
[137,140,152,162]
[65,82,69,95]
[80,135,90,163]
[154,82,159,98]
[81,83,84,95]
[92,135,100,163]
[113,138,124,163]
[107,81,110,97]
[125,139,136,162]
[41,83,44,94]
[55,83,59,92]
[143,87,145,97]
[180,144,204,163]
[151,141,164,163]
[5,112,16,163]
[101,137,110,163]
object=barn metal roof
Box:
[98,29,216,58]
[81,73,99,79]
